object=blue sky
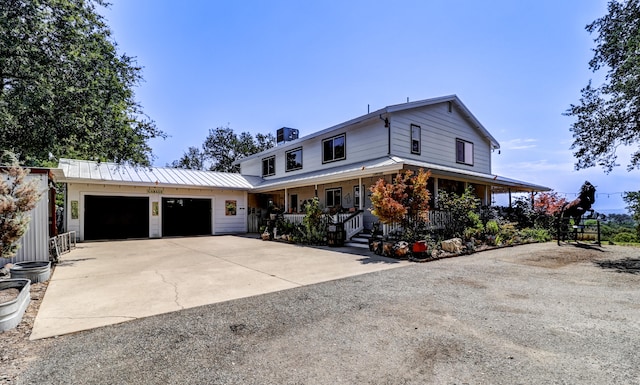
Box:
[99,0,636,213]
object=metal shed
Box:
[1,169,54,266]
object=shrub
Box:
[297,197,327,244]
[519,228,552,243]
[485,220,499,235]
[612,232,638,243]
[438,186,481,239]
[463,211,484,241]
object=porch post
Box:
[508,188,512,207]
[530,191,535,207]
[484,185,489,206]
[358,177,363,210]
[284,188,288,213]
[434,178,439,208]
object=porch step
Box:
[344,232,372,249]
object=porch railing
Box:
[282,212,354,226]
[278,212,364,240]
[381,210,452,237]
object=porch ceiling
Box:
[400,159,550,193]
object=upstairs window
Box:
[456,139,474,165]
[285,147,303,172]
[322,134,346,163]
[411,124,421,155]
[262,156,275,177]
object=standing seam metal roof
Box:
[57,159,254,189]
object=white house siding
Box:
[66,183,246,240]
[389,102,492,175]
[240,119,389,179]
[239,156,262,178]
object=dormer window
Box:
[411,124,421,155]
[322,134,346,163]
[262,156,275,177]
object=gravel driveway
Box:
[16,242,640,385]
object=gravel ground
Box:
[8,242,640,385]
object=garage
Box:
[162,198,212,237]
[84,195,149,240]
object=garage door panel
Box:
[85,196,149,240]
[162,198,211,237]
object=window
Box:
[325,188,342,208]
[411,124,421,155]
[353,185,365,208]
[322,134,346,163]
[285,147,303,172]
[456,139,473,165]
[262,156,275,176]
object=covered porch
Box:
[246,156,549,238]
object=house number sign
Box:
[147,187,164,194]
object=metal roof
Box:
[55,157,549,194]
[250,157,402,192]
[250,156,549,193]
[56,159,255,190]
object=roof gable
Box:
[237,95,499,164]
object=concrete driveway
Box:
[31,236,406,339]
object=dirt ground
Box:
[2,242,640,385]
[0,279,53,384]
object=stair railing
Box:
[341,210,364,240]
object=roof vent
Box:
[276,127,299,144]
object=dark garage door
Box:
[84,195,149,240]
[162,198,212,237]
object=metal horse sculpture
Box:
[558,181,596,243]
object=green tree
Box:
[623,191,640,237]
[170,126,276,172]
[0,151,41,259]
[0,0,165,166]
[565,0,640,172]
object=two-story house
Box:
[54,95,548,241]
[237,95,548,236]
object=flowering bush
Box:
[369,169,431,241]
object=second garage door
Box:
[162,198,212,237]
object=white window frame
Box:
[325,187,342,208]
[262,156,275,177]
[456,139,474,166]
[285,147,303,172]
[411,124,421,155]
[322,134,346,164]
